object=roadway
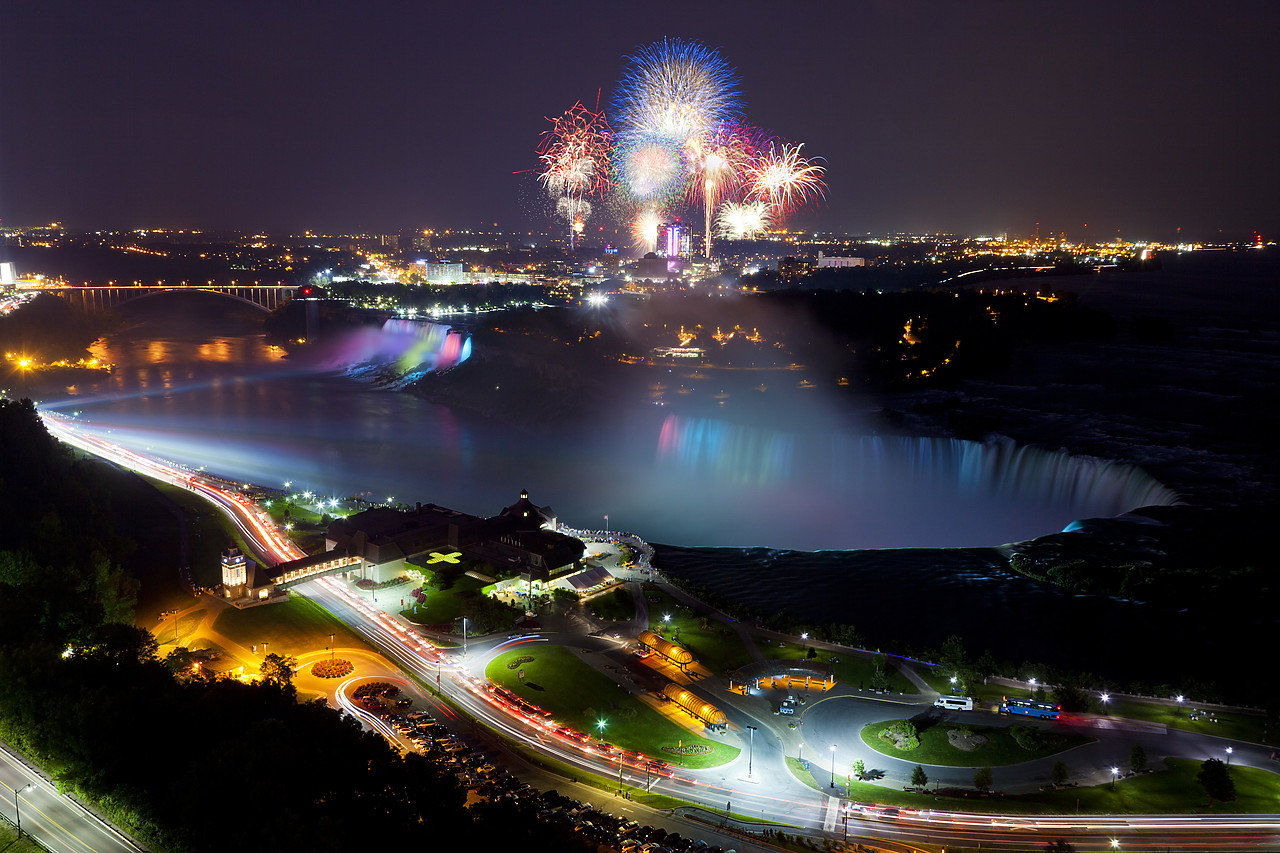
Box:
[1,741,142,853]
[36,410,1280,851]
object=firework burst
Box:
[687,121,771,256]
[538,101,613,246]
[631,208,663,254]
[614,38,742,149]
[617,133,685,201]
[716,201,772,240]
[744,142,827,221]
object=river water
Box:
[42,297,1176,553]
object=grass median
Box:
[845,757,1280,815]
[486,646,739,769]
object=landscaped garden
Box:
[399,572,518,635]
[485,646,739,769]
[859,717,1094,766]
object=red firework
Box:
[537,101,614,200]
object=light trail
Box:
[38,407,1280,851]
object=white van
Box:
[934,695,974,711]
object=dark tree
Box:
[1129,743,1147,773]
[973,764,994,792]
[1044,841,1076,853]
[259,652,298,689]
[911,765,928,788]
[1051,760,1070,786]
[1196,758,1235,805]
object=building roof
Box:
[495,489,555,531]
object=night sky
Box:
[3,1,1277,240]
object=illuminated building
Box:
[815,251,865,268]
[657,221,691,259]
[323,490,586,586]
[221,546,247,591]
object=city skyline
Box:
[2,1,1278,241]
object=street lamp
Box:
[1110,766,1119,791]
[746,725,757,778]
[160,609,179,643]
[1101,693,1110,714]
[830,744,838,789]
[329,632,336,663]
[1110,839,1120,849]
[13,783,34,838]
[1176,694,1184,716]
[1226,747,1233,766]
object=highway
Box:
[36,410,1280,852]
[1,741,143,853]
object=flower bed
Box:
[311,659,354,679]
[355,575,410,590]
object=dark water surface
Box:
[45,302,1173,552]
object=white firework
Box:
[716,201,772,240]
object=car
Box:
[395,697,413,707]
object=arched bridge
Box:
[36,284,298,313]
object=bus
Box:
[1000,696,1060,719]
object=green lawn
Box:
[400,575,486,627]
[589,586,636,622]
[156,609,206,645]
[485,646,739,769]
[212,595,374,657]
[786,756,848,794]
[1105,699,1273,745]
[860,718,1094,767]
[644,586,754,675]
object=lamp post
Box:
[746,725,757,778]
[1111,766,1119,791]
[1226,747,1233,766]
[830,743,838,789]
[1176,694,1184,716]
[13,783,34,838]
[329,632,336,663]
[1101,693,1110,715]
